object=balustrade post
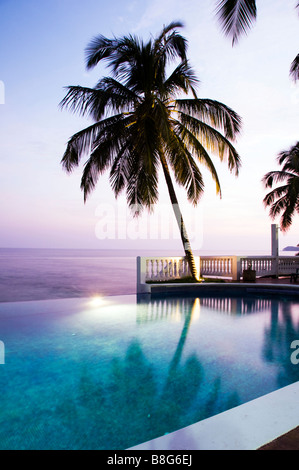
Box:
[231,256,241,281]
[137,256,150,293]
[274,256,279,278]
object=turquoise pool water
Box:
[0,293,299,449]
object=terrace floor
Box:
[250,276,299,285]
[258,426,299,450]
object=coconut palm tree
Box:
[60,22,242,280]
[215,1,299,78]
[263,142,299,231]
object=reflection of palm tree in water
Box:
[153,298,203,435]
[106,297,238,446]
[154,298,239,435]
[169,298,199,372]
[58,297,239,449]
[262,300,299,387]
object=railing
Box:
[239,257,299,277]
[200,256,238,279]
[136,255,299,293]
[240,257,275,276]
[137,256,199,293]
[278,257,299,275]
[144,257,191,281]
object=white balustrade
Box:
[278,257,299,274]
[137,255,299,293]
[240,257,275,277]
[145,256,191,281]
[137,256,199,293]
[200,256,234,278]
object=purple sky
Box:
[0,0,298,255]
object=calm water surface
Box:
[0,248,141,301]
[0,293,299,449]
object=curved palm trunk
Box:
[160,154,200,281]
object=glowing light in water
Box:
[89,295,106,308]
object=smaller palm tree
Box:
[263,142,299,231]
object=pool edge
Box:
[146,282,299,297]
[128,381,299,450]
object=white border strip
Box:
[129,381,299,450]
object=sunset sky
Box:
[0,0,298,255]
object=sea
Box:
[0,247,187,303]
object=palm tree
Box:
[60,22,242,281]
[263,142,299,231]
[215,1,299,78]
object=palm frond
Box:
[215,0,257,46]
[176,98,242,139]
[290,54,299,82]
[263,185,289,206]
[59,86,103,118]
[61,121,103,172]
[125,152,159,212]
[177,112,241,175]
[104,35,144,82]
[267,195,296,231]
[60,81,137,121]
[172,120,222,196]
[80,155,102,202]
[85,33,146,85]
[85,35,119,70]
[268,196,288,218]
[277,142,299,173]
[280,206,296,231]
[128,111,162,177]
[61,114,129,173]
[262,170,296,188]
[109,143,131,197]
[80,128,133,201]
[153,21,187,62]
[163,60,199,97]
[80,122,132,201]
[154,21,185,42]
[95,77,139,114]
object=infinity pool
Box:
[0,293,299,449]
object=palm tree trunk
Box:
[160,153,200,281]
